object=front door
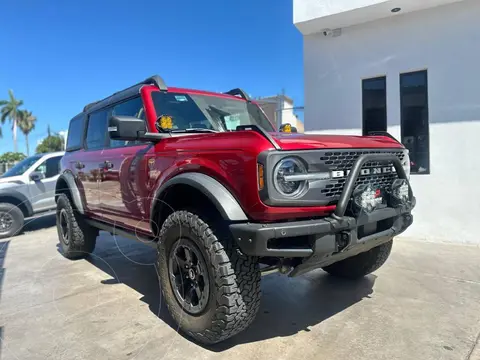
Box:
[28,155,63,212]
[97,96,151,234]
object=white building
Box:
[294,0,480,244]
[257,95,305,132]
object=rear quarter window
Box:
[66,114,85,151]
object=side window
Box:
[86,109,108,150]
[66,115,84,151]
[109,97,146,148]
[34,156,62,179]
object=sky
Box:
[0,0,304,155]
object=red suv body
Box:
[55,75,415,344]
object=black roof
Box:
[83,75,167,113]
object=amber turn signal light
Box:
[257,163,264,190]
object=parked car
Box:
[55,75,415,344]
[0,151,64,238]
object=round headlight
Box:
[273,157,307,197]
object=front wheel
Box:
[157,210,261,344]
[0,203,24,239]
[322,240,393,279]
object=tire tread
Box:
[157,210,261,344]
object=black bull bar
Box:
[229,153,416,276]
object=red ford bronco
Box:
[55,75,415,344]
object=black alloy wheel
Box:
[168,238,210,315]
[59,208,70,245]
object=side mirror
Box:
[30,171,45,182]
[108,116,146,141]
[108,116,170,142]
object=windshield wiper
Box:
[170,128,219,133]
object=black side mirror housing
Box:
[108,116,146,141]
[108,116,169,142]
[30,171,45,182]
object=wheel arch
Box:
[55,172,85,215]
[150,172,248,236]
[0,190,33,218]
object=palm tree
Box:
[0,90,24,152]
[18,110,37,156]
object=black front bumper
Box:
[229,153,416,277]
[230,203,414,276]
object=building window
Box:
[362,76,387,136]
[400,70,429,174]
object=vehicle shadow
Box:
[67,234,376,351]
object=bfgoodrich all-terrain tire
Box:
[322,240,393,280]
[157,210,261,344]
[56,193,98,259]
[0,202,24,239]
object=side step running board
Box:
[85,219,157,248]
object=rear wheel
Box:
[0,203,24,239]
[56,193,98,259]
[322,240,393,279]
[157,210,261,344]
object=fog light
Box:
[353,184,385,214]
[390,179,410,205]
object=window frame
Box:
[150,91,276,133]
[106,95,147,149]
[65,114,86,152]
[362,76,387,136]
[83,95,147,152]
[400,69,430,175]
[84,108,110,151]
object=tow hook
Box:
[338,232,351,252]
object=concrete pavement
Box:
[0,214,480,360]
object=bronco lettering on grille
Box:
[331,166,395,179]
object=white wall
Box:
[303,0,480,244]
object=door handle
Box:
[99,161,114,169]
[75,161,85,169]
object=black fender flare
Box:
[150,172,248,225]
[0,189,34,217]
[55,172,85,215]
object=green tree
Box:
[36,126,64,153]
[0,152,26,163]
[0,90,23,153]
[18,110,37,156]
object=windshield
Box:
[0,155,42,178]
[151,92,276,132]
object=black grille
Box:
[319,150,405,199]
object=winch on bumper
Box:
[229,153,416,277]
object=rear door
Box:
[63,114,90,214]
[97,96,151,233]
[81,109,110,215]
